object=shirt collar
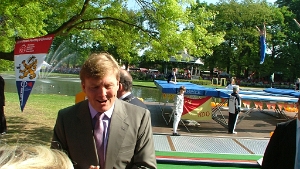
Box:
[119,92,131,100]
[89,102,114,119]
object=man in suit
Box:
[261,98,300,169]
[117,69,148,109]
[0,75,7,135]
[51,53,157,169]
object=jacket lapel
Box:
[105,99,129,169]
[76,100,99,165]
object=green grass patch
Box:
[133,81,156,88]
[156,151,262,161]
[156,151,261,169]
[3,92,74,146]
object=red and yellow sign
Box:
[182,96,212,120]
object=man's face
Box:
[82,73,119,113]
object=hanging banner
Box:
[182,96,212,120]
[256,24,266,64]
[259,35,266,64]
[14,34,55,111]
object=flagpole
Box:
[294,19,300,28]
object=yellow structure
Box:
[75,91,87,104]
[211,78,218,85]
[220,78,226,86]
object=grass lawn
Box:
[133,81,157,88]
[3,92,74,146]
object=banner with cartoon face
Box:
[14,34,54,111]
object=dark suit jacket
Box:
[262,119,296,169]
[51,99,157,169]
[122,93,148,109]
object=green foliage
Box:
[1,0,300,83]
[0,59,14,71]
[0,0,225,66]
[198,0,300,82]
[0,1,50,52]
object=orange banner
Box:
[182,97,212,120]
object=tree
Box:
[202,0,286,79]
[0,0,224,64]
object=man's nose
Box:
[97,87,107,96]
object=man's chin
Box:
[95,99,115,112]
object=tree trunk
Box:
[0,51,14,61]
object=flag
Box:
[14,34,55,111]
[256,24,267,64]
[182,96,212,120]
[260,35,266,64]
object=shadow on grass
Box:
[0,116,53,146]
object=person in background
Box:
[172,86,186,136]
[227,85,241,134]
[167,68,178,84]
[295,78,300,91]
[226,77,235,90]
[256,23,267,64]
[261,97,300,169]
[51,52,157,169]
[117,69,148,109]
[0,75,7,135]
[270,73,274,88]
[0,145,74,169]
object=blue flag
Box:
[260,35,266,64]
[256,24,267,64]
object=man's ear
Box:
[81,82,86,91]
[118,82,122,91]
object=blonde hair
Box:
[0,145,74,169]
[80,52,120,81]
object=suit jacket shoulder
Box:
[105,99,156,169]
[122,94,148,109]
[262,119,296,169]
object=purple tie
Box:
[94,113,105,168]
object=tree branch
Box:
[49,0,90,35]
[0,51,14,61]
[65,17,159,37]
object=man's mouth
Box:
[97,100,107,103]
